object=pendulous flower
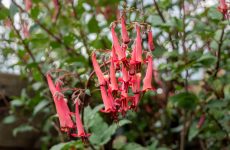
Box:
[91,52,106,86]
[148,29,155,51]
[142,55,155,92]
[46,74,74,132]
[121,16,130,44]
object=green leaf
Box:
[188,121,199,141]
[88,17,100,33]
[121,143,147,150]
[3,115,16,124]
[197,54,217,68]
[50,141,84,150]
[208,7,223,21]
[169,92,198,110]
[9,2,18,18]
[31,6,40,19]
[33,100,49,116]
[0,6,9,20]
[13,124,35,136]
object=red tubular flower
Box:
[52,0,60,23]
[119,65,130,92]
[131,73,141,94]
[22,22,30,38]
[148,29,155,51]
[24,0,32,12]
[218,0,228,18]
[121,16,130,44]
[100,86,115,113]
[135,24,143,63]
[143,55,155,92]
[46,74,74,132]
[73,101,90,138]
[91,52,106,86]
[111,25,126,61]
[197,114,206,129]
[109,59,118,93]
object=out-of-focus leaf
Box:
[13,124,35,136]
[169,92,198,110]
[3,115,16,124]
[208,7,223,21]
[197,54,217,67]
[188,121,199,141]
[121,142,147,150]
[0,6,9,19]
[33,100,49,116]
[50,141,84,150]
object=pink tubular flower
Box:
[100,86,115,113]
[121,16,130,44]
[24,0,32,12]
[197,114,206,129]
[218,0,228,18]
[142,55,155,92]
[52,0,60,23]
[135,24,143,63]
[131,73,141,94]
[22,22,30,39]
[111,25,126,61]
[73,101,90,138]
[148,29,155,51]
[109,59,118,93]
[91,52,106,86]
[46,74,74,132]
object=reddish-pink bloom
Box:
[131,73,141,94]
[91,52,106,86]
[22,22,30,38]
[121,16,130,44]
[197,114,206,129]
[52,0,60,23]
[46,74,74,132]
[119,65,130,92]
[111,25,126,61]
[24,0,32,12]
[218,0,228,17]
[74,101,90,138]
[109,59,118,93]
[135,24,142,63]
[143,55,155,92]
[100,86,115,113]
[148,29,155,51]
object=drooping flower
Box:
[111,24,126,61]
[52,0,60,23]
[91,52,106,86]
[197,114,206,129]
[121,16,130,44]
[131,73,141,94]
[218,0,228,18]
[46,74,74,132]
[22,22,30,39]
[148,29,155,51]
[24,0,32,12]
[109,59,118,94]
[120,65,130,92]
[72,101,90,138]
[135,24,143,63]
[100,86,115,113]
[142,55,155,92]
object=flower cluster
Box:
[92,15,159,119]
[217,0,229,19]
[46,74,90,141]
